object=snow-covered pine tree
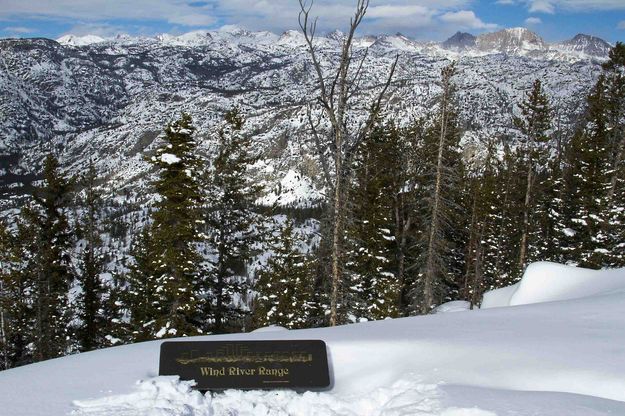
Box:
[563,76,612,268]
[124,227,159,341]
[345,119,401,321]
[412,63,464,314]
[18,155,75,361]
[204,108,264,333]
[126,114,205,340]
[513,79,552,272]
[461,139,500,307]
[75,162,106,352]
[0,221,26,369]
[252,219,316,329]
[601,43,625,267]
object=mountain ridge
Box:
[49,27,614,59]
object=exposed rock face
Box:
[476,28,547,55]
[442,32,477,51]
[553,34,613,58]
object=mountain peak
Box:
[555,33,612,58]
[442,31,476,50]
[476,28,545,55]
[56,34,106,46]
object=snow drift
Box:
[0,262,624,416]
[482,261,625,308]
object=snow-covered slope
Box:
[1,263,624,415]
[0,28,604,211]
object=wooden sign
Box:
[159,340,331,390]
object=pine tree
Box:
[346,119,402,321]
[601,43,625,267]
[0,221,23,369]
[126,114,205,340]
[76,162,106,352]
[204,108,264,333]
[252,219,316,329]
[513,79,552,272]
[124,227,159,341]
[563,77,612,268]
[20,154,74,361]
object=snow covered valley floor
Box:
[1,262,625,416]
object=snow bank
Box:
[433,300,472,314]
[72,377,210,416]
[72,375,497,416]
[482,262,625,308]
[2,263,625,415]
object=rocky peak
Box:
[476,27,546,55]
[442,31,477,50]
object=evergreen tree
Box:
[126,114,205,340]
[513,79,552,272]
[346,119,402,321]
[602,43,625,267]
[563,77,612,268]
[124,227,159,341]
[19,155,75,361]
[0,221,27,369]
[76,162,106,351]
[204,108,264,333]
[252,219,316,329]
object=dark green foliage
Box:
[76,163,106,352]
[10,155,75,362]
[204,108,265,333]
[513,79,553,274]
[0,221,32,369]
[252,219,317,329]
[345,119,402,321]
[125,114,206,340]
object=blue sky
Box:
[0,0,623,43]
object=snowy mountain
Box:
[552,34,614,59]
[441,31,477,51]
[476,27,547,56]
[56,34,106,46]
[0,27,609,213]
[1,262,624,415]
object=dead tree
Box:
[420,63,458,314]
[299,0,398,326]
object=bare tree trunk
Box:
[607,136,624,206]
[329,145,343,326]
[518,152,534,269]
[299,0,397,325]
[471,227,484,308]
[463,186,478,300]
[421,64,455,314]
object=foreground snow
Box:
[1,262,624,415]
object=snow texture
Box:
[160,153,181,165]
[1,262,625,415]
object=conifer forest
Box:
[0,8,624,372]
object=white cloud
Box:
[0,0,217,27]
[0,0,501,40]
[3,26,34,33]
[529,0,555,13]
[440,10,499,30]
[525,17,543,25]
[503,0,625,13]
[619,21,625,30]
